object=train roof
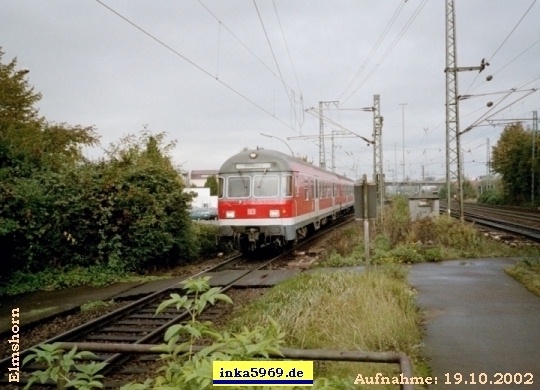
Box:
[219,149,353,182]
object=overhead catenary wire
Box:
[489,0,537,63]
[464,0,538,94]
[272,0,305,130]
[198,0,305,130]
[461,88,538,135]
[341,0,429,104]
[272,0,303,100]
[95,0,298,133]
[253,0,304,130]
[336,0,407,102]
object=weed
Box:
[80,300,115,312]
[506,257,540,296]
[227,269,428,387]
[325,224,363,256]
[0,265,127,297]
[22,344,106,390]
[379,196,410,246]
[318,249,363,268]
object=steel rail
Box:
[99,250,288,374]
[0,253,243,370]
[441,205,540,241]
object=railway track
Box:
[441,202,540,242]
[1,216,355,388]
[0,254,272,388]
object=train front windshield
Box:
[221,173,292,199]
[227,176,251,198]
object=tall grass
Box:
[373,196,539,263]
[227,267,428,387]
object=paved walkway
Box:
[409,258,540,389]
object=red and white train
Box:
[217,149,354,252]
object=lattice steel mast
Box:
[372,95,384,209]
[445,0,460,216]
[445,0,488,220]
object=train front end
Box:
[217,149,296,253]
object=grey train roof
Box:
[219,149,352,182]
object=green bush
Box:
[478,188,505,205]
[1,51,201,279]
[1,131,199,279]
[387,243,424,263]
[379,196,410,246]
[0,265,126,296]
[193,223,221,258]
[420,246,444,262]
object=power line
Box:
[341,0,428,104]
[465,0,538,94]
[95,0,297,132]
[337,0,406,101]
[253,0,303,130]
[272,0,303,99]
[489,0,537,63]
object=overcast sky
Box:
[2,0,539,181]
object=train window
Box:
[281,175,293,197]
[227,176,251,198]
[218,176,224,198]
[254,175,279,198]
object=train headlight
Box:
[269,209,280,218]
[225,210,235,219]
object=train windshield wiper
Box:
[257,169,268,188]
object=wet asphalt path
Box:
[408,258,540,389]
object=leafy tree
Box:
[437,177,476,202]
[204,175,218,196]
[0,49,98,173]
[0,50,41,125]
[0,49,201,279]
[491,122,537,204]
[0,49,98,277]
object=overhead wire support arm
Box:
[460,88,538,136]
[446,58,490,73]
